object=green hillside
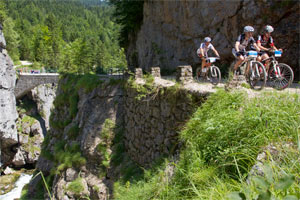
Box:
[1,0,126,73]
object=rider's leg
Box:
[233,55,244,72]
[261,53,270,73]
[201,58,207,76]
[206,63,212,80]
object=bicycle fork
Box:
[210,66,217,77]
[273,61,281,78]
[250,61,259,78]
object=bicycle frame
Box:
[205,57,219,76]
[262,56,282,78]
[239,56,259,76]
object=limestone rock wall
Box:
[31,83,57,130]
[127,0,299,79]
[0,48,18,167]
[32,79,124,200]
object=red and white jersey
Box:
[257,34,274,48]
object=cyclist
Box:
[256,25,283,72]
[197,37,220,77]
[232,26,260,73]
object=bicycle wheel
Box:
[248,61,267,90]
[208,65,221,85]
[269,63,294,90]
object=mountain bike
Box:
[262,51,294,90]
[195,57,221,85]
[234,51,267,90]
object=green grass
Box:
[0,173,21,195]
[126,74,155,100]
[51,142,86,173]
[113,89,300,199]
[66,177,84,195]
[75,74,103,93]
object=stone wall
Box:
[124,66,206,166]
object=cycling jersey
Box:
[236,33,256,51]
[199,43,214,57]
[257,35,274,48]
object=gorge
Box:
[0,0,299,199]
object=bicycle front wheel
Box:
[208,65,221,85]
[269,63,294,90]
[248,61,267,90]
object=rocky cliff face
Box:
[31,84,57,130]
[29,78,124,200]
[127,0,299,78]
[26,71,214,199]
[0,48,18,167]
[0,52,57,169]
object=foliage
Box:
[110,0,144,47]
[97,119,115,169]
[75,74,103,93]
[3,17,20,61]
[0,173,21,195]
[67,124,80,140]
[53,142,86,173]
[2,0,127,72]
[67,177,84,196]
[126,74,155,100]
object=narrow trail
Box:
[157,76,300,97]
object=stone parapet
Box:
[176,65,193,83]
[135,68,143,79]
[151,67,161,78]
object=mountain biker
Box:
[256,25,283,72]
[197,37,220,76]
[232,26,260,73]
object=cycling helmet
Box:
[264,25,274,33]
[204,37,211,42]
[244,26,254,33]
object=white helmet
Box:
[204,37,211,42]
[264,25,274,33]
[244,26,254,33]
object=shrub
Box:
[66,177,84,195]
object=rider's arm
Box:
[257,35,269,51]
[257,41,269,51]
[253,43,260,51]
[235,41,240,52]
[211,46,220,57]
[269,37,282,52]
[200,47,205,58]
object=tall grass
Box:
[113,89,300,199]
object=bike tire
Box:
[208,65,221,85]
[248,61,267,90]
[269,63,294,90]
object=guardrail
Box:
[16,68,58,74]
[16,67,126,76]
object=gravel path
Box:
[154,77,300,97]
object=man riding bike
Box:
[256,25,283,73]
[232,26,260,74]
[197,37,220,77]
